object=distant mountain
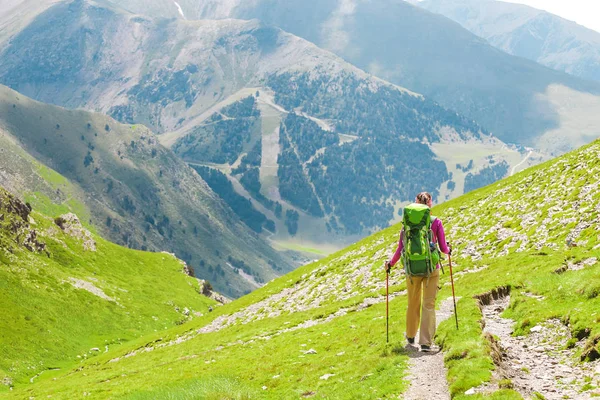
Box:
[417,0,600,83]
[0,0,59,50]
[99,0,600,153]
[0,0,548,242]
[0,84,293,298]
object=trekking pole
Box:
[448,251,459,330]
[386,263,390,343]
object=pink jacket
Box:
[388,218,449,268]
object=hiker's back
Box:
[401,203,440,276]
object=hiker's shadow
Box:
[404,344,441,358]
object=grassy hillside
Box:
[0,186,217,391]
[432,138,600,397]
[4,139,599,398]
[0,84,294,298]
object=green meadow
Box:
[2,139,600,398]
[0,188,216,392]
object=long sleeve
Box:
[432,219,449,254]
[389,230,404,267]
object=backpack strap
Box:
[430,216,445,275]
[430,216,438,243]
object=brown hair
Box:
[416,192,432,205]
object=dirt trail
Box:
[477,296,600,399]
[404,297,456,400]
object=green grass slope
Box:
[0,186,217,392]
[433,138,600,398]
[3,140,600,398]
[0,84,294,298]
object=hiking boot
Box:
[420,344,431,352]
[406,337,415,345]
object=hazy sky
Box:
[503,0,600,33]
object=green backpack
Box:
[401,203,440,277]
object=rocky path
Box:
[404,297,456,400]
[476,296,600,399]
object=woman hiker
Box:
[385,192,451,352]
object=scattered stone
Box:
[303,349,317,355]
[464,388,476,395]
[320,374,335,380]
[262,386,267,390]
[196,279,229,304]
[523,292,545,301]
[337,351,345,356]
[481,295,596,398]
[90,348,100,352]
[54,213,96,251]
[68,278,116,302]
[553,265,568,274]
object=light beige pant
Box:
[406,269,440,346]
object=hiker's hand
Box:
[385,262,392,273]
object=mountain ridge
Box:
[1,0,543,242]
[417,0,600,82]
[96,0,600,152]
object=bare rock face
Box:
[54,213,96,251]
[197,279,230,304]
[22,228,46,253]
[177,257,229,304]
[179,259,194,277]
[2,192,31,222]
[0,187,46,254]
